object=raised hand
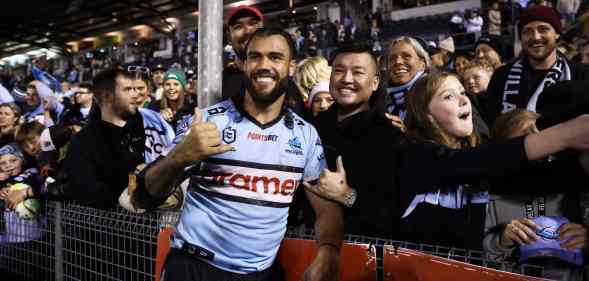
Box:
[303,156,354,206]
[171,108,235,166]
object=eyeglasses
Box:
[127,65,150,74]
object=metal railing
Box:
[2,201,547,281]
[1,201,179,281]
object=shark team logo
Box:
[285,137,303,155]
[222,127,236,144]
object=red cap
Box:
[226,5,263,26]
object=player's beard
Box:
[245,70,289,106]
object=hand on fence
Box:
[171,108,234,166]
[558,223,588,250]
[303,156,354,207]
[500,218,540,248]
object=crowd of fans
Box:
[2,2,589,280]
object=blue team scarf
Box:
[386,71,425,120]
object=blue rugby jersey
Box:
[169,99,325,273]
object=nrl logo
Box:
[222,127,236,144]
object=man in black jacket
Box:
[484,5,589,125]
[63,68,173,210]
[61,68,174,280]
[311,43,404,238]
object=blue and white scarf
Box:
[386,71,425,120]
[402,185,489,218]
[502,53,571,113]
[139,108,175,163]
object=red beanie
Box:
[518,6,562,35]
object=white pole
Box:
[197,0,224,108]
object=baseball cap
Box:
[226,5,263,26]
[151,63,166,72]
[519,216,583,266]
[413,36,437,56]
[475,35,504,59]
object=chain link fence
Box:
[2,201,547,281]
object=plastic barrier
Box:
[153,232,378,281]
[277,239,377,281]
[155,227,174,281]
[382,246,547,281]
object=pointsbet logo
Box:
[247,132,278,142]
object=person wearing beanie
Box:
[484,5,589,126]
[475,35,504,69]
[149,68,194,130]
[431,37,456,71]
[307,80,333,117]
[0,142,46,280]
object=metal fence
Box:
[2,201,547,281]
[1,201,180,281]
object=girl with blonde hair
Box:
[293,56,331,101]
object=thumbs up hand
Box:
[171,108,235,166]
[303,156,355,207]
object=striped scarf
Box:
[502,53,571,113]
[386,71,425,120]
